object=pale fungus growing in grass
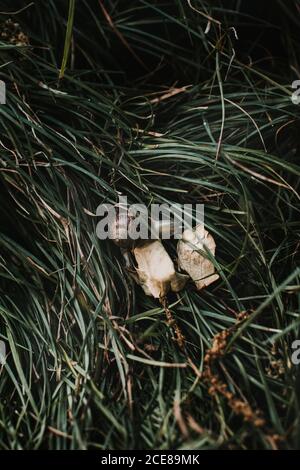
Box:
[177,225,219,290]
[109,209,218,298]
[132,240,188,298]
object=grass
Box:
[0,0,299,450]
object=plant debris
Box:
[0,18,29,46]
[202,319,266,428]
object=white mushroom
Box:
[177,225,219,290]
[133,240,188,298]
[108,207,218,297]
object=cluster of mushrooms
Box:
[109,207,219,299]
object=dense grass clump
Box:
[0,0,299,449]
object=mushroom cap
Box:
[133,240,187,298]
[177,225,218,290]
